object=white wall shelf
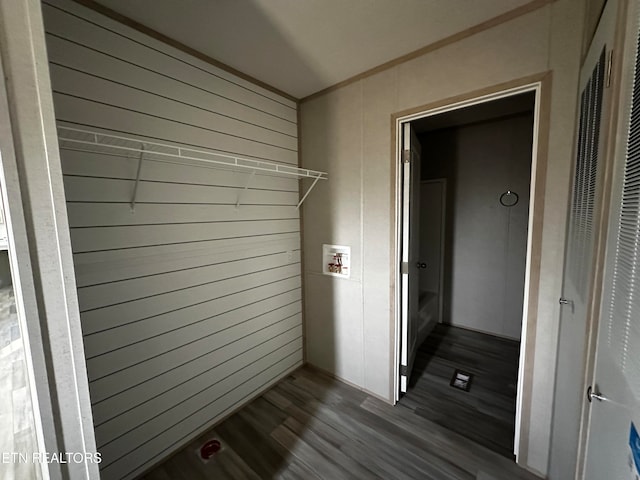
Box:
[56,125,327,209]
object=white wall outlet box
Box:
[322,244,350,278]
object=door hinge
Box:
[401,262,409,274]
[400,365,408,376]
[403,150,411,164]
[606,50,613,88]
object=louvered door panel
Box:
[549,41,610,480]
[605,25,640,395]
[584,3,640,476]
[567,49,606,299]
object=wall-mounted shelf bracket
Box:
[56,126,329,208]
[130,145,145,212]
[235,170,256,209]
[297,174,323,209]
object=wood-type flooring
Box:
[404,324,520,459]
[144,325,537,480]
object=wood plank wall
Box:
[41,1,303,478]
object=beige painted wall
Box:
[583,0,608,54]
[300,0,585,475]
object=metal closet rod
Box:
[56,126,327,209]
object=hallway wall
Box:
[299,0,585,475]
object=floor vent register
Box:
[450,369,473,392]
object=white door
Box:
[419,179,445,325]
[399,123,422,393]
[549,1,616,478]
[583,1,640,478]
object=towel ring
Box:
[500,190,519,207]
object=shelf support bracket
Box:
[130,145,145,212]
[296,174,322,209]
[235,170,256,209]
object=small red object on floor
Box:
[199,439,221,460]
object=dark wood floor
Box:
[143,343,538,480]
[403,324,520,459]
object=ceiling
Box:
[95,0,533,99]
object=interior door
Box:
[548,1,616,478]
[583,1,640,478]
[399,122,421,393]
[419,179,445,324]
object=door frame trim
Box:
[390,72,551,465]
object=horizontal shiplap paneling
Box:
[49,64,298,150]
[86,280,302,396]
[60,149,299,190]
[69,219,300,252]
[68,203,299,227]
[90,310,302,425]
[63,176,299,206]
[72,234,301,286]
[45,34,297,136]
[92,318,302,439]
[42,2,296,120]
[54,95,298,164]
[43,0,302,478]
[78,254,300,312]
[102,350,302,480]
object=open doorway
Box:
[395,88,538,460]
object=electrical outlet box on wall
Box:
[322,244,350,279]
